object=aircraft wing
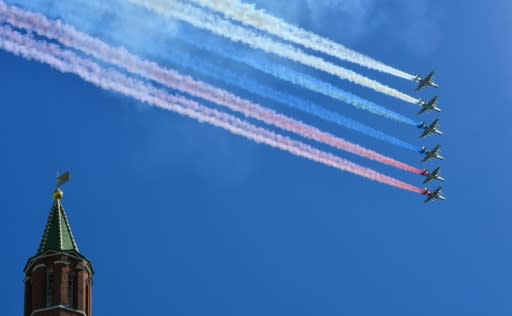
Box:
[415,82,426,91]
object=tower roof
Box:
[37,188,80,254]
[25,177,93,274]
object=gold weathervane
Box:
[53,171,71,200]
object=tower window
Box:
[25,281,32,316]
[46,271,54,307]
[86,284,90,314]
[67,272,75,307]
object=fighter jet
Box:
[420,167,445,184]
[414,71,439,91]
[420,144,444,163]
[418,119,443,138]
[423,186,446,203]
[417,96,441,115]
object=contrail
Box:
[177,31,422,127]
[165,49,420,152]
[126,0,420,104]
[187,0,416,80]
[4,0,421,126]
[0,2,424,175]
[0,27,425,193]
[154,46,420,152]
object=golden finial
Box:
[53,188,64,201]
[53,171,71,200]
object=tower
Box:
[24,175,94,316]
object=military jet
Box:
[418,119,443,138]
[417,96,441,115]
[420,144,444,163]
[423,186,446,203]
[414,71,439,91]
[421,167,445,184]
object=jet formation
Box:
[414,71,446,203]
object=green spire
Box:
[37,188,80,254]
[25,173,93,274]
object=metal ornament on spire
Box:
[53,171,70,201]
[56,171,71,188]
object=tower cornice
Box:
[24,250,94,275]
[30,304,87,316]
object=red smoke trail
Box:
[0,27,425,194]
[0,1,424,176]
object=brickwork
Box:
[24,252,92,316]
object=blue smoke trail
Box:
[177,31,421,127]
[163,49,418,151]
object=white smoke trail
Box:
[127,0,419,104]
[187,0,416,80]
[0,27,425,193]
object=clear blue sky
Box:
[1,0,512,315]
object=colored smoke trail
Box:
[0,2,424,175]
[164,49,420,152]
[3,0,420,126]
[0,27,425,193]
[177,31,421,127]
[126,0,420,104]
[188,0,416,80]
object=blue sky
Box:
[1,0,512,315]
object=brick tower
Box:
[24,176,93,316]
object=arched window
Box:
[67,271,75,307]
[46,270,54,307]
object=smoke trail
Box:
[171,52,420,152]
[126,0,419,104]
[160,48,420,152]
[0,3,424,175]
[177,31,421,127]
[3,0,421,126]
[0,27,425,193]
[188,0,416,80]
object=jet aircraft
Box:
[417,96,441,115]
[418,119,443,138]
[421,167,445,184]
[423,186,446,203]
[414,71,439,91]
[420,145,444,163]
